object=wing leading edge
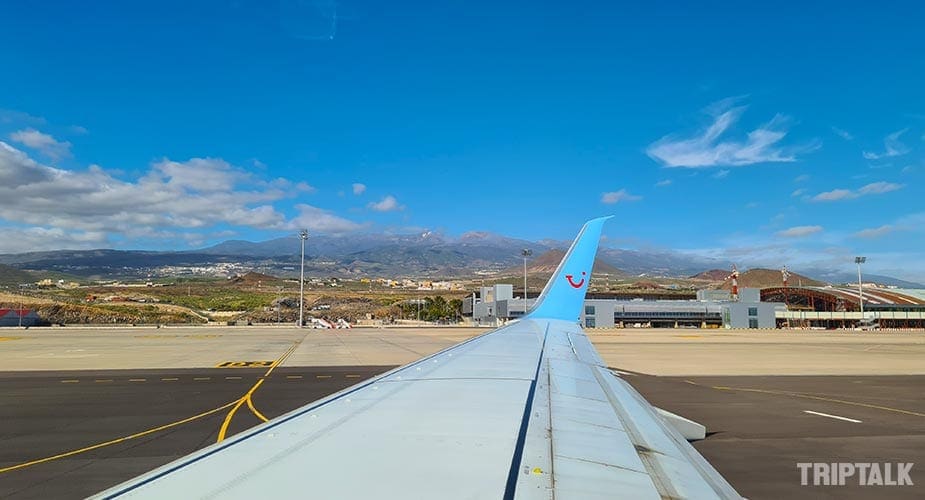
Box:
[94,217,740,499]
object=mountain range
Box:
[0,232,921,288]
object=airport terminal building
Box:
[763,285,925,328]
[465,284,779,329]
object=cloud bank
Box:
[0,141,361,252]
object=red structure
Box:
[0,308,40,327]
[727,265,739,301]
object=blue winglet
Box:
[526,216,612,322]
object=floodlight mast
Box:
[781,266,790,328]
[299,230,309,327]
[855,256,866,321]
[521,249,533,316]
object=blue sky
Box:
[1,1,923,280]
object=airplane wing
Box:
[94,217,741,499]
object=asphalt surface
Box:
[0,366,394,499]
[1,368,923,499]
[628,373,925,499]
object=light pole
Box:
[855,256,866,321]
[277,286,282,325]
[299,229,309,327]
[521,249,532,316]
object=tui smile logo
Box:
[565,272,586,289]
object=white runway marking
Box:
[803,410,862,423]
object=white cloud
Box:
[9,128,72,160]
[831,127,853,140]
[0,141,363,251]
[863,128,910,160]
[655,179,672,187]
[854,225,894,239]
[811,181,904,202]
[791,189,806,197]
[284,204,364,233]
[0,226,108,253]
[600,189,642,204]
[812,189,857,201]
[367,195,403,212]
[857,181,904,195]
[265,177,315,193]
[352,182,367,195]
[777,225,823,238]
[0,109,46,126]
[646,98,814,168]
[148,157,244,192]
[896,212,925,231]
[794,174,810,183]
[712,169,730,179]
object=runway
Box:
[1,368,922,499]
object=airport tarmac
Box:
[1,326,924,498]
[2,326,925,375]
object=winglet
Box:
[527,216,612,322]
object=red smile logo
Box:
[565,272,586,289]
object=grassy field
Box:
[1,276,470,325]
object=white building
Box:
[466,285,781,329]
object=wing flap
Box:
[553,455,661,500]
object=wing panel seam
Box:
[502,321,549,500]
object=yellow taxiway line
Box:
[215,340,302,442]
[2,336,309,473]
[0,399,239,475]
